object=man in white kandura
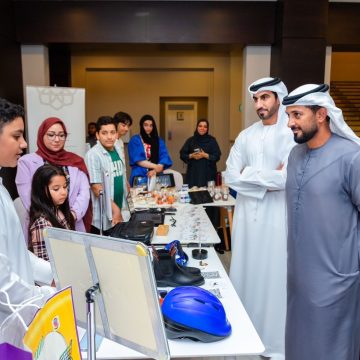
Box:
[224,77,295,359]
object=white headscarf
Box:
[248,77,288,126]
[283,84,360,146]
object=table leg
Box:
[227,206,233,235]
[220,207,230,251]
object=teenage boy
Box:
[0,98,53,321]
[113,111,132,191]
[85,116,127,234]
[113,111,132,151]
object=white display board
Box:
[25,86,86,156]
[44,227,170,360]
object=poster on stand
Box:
[23,287,81,360]
[25,86,86,156]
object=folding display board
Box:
[43,228,170,360]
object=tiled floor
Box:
[217,248,231,274]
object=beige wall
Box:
[71,50,244,171]
[21,45,50,88]
[21,45,50,111]
[331,52,360,81]
[229,50,243,141]
[242,46,271,129]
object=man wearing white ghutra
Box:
[225,77,295,360]
[284,84,360,360]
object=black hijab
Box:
[140,114,160,164]
[193,119,212,147]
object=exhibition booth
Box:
[43,193,264,360]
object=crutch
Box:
[99,190,104,236]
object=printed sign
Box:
[23,287,81,360]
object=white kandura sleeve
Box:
[224,134,267,200]
[239,135,293,191]
[0,254,54,316]
[240,166,287,191]
[28,251,53,285]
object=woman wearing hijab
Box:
[128,114,172,186]
[16,117,91,242]
[180,119,221,188]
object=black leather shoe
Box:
[153,249,204,287]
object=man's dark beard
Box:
[292,126,318,144]
[257,104,279,121]
[258,112,267,120]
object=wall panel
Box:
[14,1,275,45]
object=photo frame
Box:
[176,111,184,121]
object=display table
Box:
[132,193,236,214]
[151,204,220,245]
[131,193,236,248]
[80,247,264,359]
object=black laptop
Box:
[126,193,165,226]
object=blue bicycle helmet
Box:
[161,286,232,342]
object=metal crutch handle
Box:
[99,190,103,236]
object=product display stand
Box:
[86,283,100,360]
[191,238,208,260]
[192,209,208,260]
[192,247,208,260]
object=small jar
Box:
[214,186,222,201]
[179,191,187,203]
[222,185,229,201]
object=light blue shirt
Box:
[85,141,127,230]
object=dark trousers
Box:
[90,225,111,236]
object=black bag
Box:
[108,219,154,245]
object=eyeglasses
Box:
[46,132,67,141]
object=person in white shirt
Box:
[0,98,53,323]
[224,77,295,360]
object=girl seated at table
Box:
[128,114,172,186]
[28,164,75,261]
